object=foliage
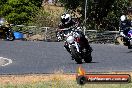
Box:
[1,0,131,29]
[60,0,132,31]
[30,5,64,27]
[29,8,52,27]
[59,0,81,10]
[0,0,42,25]
[0,80,132,88]
[29,0,43,7]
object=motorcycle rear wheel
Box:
[6,32,15,41]
[70,45,82,64]
[128,45,132,49]
[84,54,92,63]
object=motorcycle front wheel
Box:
[70,45,82,64]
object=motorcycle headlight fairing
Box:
[66,36,74,43]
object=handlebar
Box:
[58,25,81,31]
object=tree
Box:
[60,0,81,10]
[29,0,43,7]
[0,0,42,25]
[60,0,132,31]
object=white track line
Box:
[0,57,12,66]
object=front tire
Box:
[70,45,82,64]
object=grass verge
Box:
[0,72,132,88]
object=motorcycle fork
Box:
[68,41,80,53]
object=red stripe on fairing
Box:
[75,38,80,43]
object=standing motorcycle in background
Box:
[0,19,15,41]
[63,27,92,64]
[127,27,132,49]
[0,25,15,41]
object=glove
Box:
[120,32,126,37]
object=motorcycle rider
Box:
[119,7,132,46]
[0,17,13,40]
[58,13,93,55]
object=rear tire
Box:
[127,41,132,49]
[128,45,132,49]
[70,45,82,64]
[6,32,15,41]
[84,53,92,63]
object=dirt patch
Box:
[116,37,124,45]
[25,34,45,41]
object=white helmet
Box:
[120,15,126,21]
[0,18,5,24]
[61,13,71,24]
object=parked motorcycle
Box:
[63,27,92,64]
[0,24,15,41]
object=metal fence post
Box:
[84,0,88,35]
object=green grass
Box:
[0,80,132,88]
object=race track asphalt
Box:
[0,41,132,74]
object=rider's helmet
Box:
[0,18,10,27]
[120,15,127,21]
[0,18,6,25]
[61,13,71,24]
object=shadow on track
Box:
[76,61,99,64]
[126,50,132,53]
